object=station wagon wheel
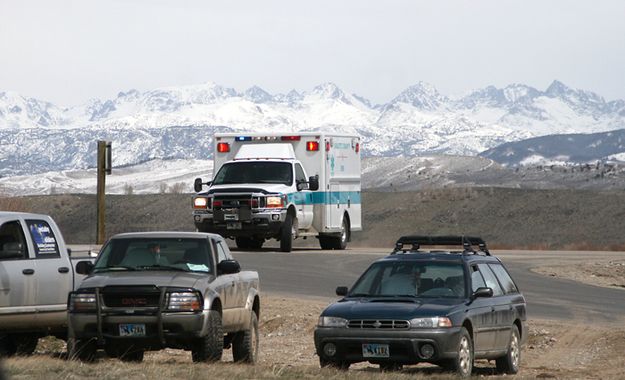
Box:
[453,327,473,378]
[496,324,521,374]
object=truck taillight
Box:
[306,141,319,151]
[281,136,301,141]
[217,142,230,153]
[355,142,360,153]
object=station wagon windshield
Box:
[212,162,293,186]
[349,261,466,299]
[94,238,212,273]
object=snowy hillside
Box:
[1,80,625,177]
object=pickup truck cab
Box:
[0,211,90,356]
[69,231,260,363]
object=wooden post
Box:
[96,141,108,244]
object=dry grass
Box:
[0,194,27,212]
[3,295,625,380]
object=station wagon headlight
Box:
[165,290,202,312]
[69,291,97,313]
[318,316,348,327]
[410,317,452,328]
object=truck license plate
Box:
[226,222,242,230]
[119,323,146,337]
[362,343,390,358]
[224,214,239,221]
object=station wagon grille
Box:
[348,320,410,329]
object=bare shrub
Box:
[159,182,168,194]
[168,182,187,194]
[123,183,134,195]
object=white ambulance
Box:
[192,132,362,252]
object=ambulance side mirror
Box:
[308,175,319,191]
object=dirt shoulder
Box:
[4,294,625,379]
[533,259,625,291]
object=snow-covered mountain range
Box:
[1,80,625,177]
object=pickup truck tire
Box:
[232,312,259,363]
[279,215,295,252]
[192,312,223,363]
[68,338,97,362]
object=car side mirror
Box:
[308,175,319,191]
[218,260,241,275]
[336,286,348,296]
[472,287,493,299]
[76,260,94,275]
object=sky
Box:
[1,0,625,106]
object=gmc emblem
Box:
[121,297,148,306]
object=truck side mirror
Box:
[76,260,94,275]
[217,260,241,275]
[308,175,319,191]
[194,178,203,193]
[335,286,348,296]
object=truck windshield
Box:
[212,162,293,186]
[94,238,212,273]
[348,261,466,299]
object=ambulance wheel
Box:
[280,215,294,252]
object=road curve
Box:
[234,247,625,323]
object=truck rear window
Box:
[26,219,60,257]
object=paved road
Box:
[233,247,625,323]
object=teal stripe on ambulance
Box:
[287,191,361,205]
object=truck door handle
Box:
[58,267,70,273]
[22,269,35,275]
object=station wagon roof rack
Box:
[392,235,490,256]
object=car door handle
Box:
[22,269,35,275]
[58,267,70,273]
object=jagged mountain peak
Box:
[391,81,447,110]
[310,82,346,99]
[244,85,273,103]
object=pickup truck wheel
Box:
[496,325,521,374]
[236,237,252,249]
[319,236,333,250]
[68,338,97,362]
[232,312,259,363]
[279,215,295,252]
[13,335,38,356]
[192,312,223,363]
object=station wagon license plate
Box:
[362,343,389,358]
[226,222,242,230]
[119,323,146,337]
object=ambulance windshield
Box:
[212,162,293,186]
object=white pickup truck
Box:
[0,211,91,356]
